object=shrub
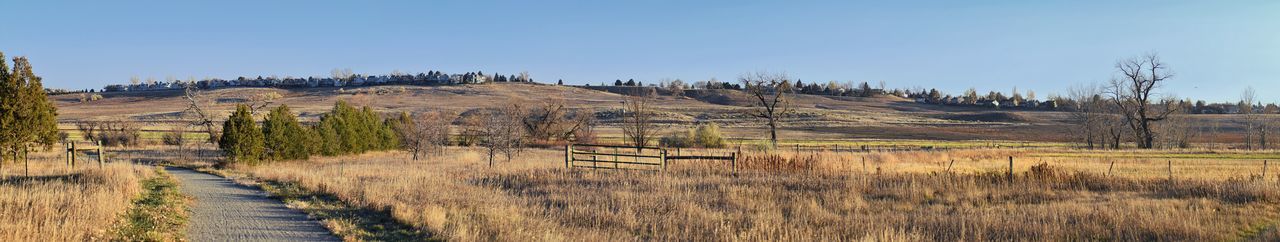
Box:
[692,123,725,148]
[659,132,693,148]
[97,120,141,147]
[658,123,725,148]
[220,104,265,166]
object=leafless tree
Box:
[740,71,793,148]
[1068,83,1106,149]
[1106,53,1178,149]
[76,121,99,143]
[479,104,526,166]
[521,99,590,143]
[1240,87,1270,150]
[182,84,219,144]
[1156,104,1195,149]
[399,111,455,160]
[620,96,659,149]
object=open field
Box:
[0,151,155,241]
[222,147,1280,241]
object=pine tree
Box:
[0,52,15,163]
[220,104,265,165]
[263,104,310,161]
[0,54,59,166]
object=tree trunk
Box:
[768,120,779,149]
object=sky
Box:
[1,0,1277,103]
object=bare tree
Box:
[521,99,588,143]
[479,104,526,166]
[75,121,99,143]
[182,84,219,144]
[1242,87,1259,149]
[1068,83,1106,149]
[399,111,455,160]
[1106,53,1177,149]
[620,96,659,149]
[740,71,793,148]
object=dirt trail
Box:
[165,167,339,242]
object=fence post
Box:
[661,149,667,171]
[1008,156,1014,183]
[946,159,954,173]
[1263,160,1268,182]
[65,142,71,168]
[97,140,104,168]
[1167,160,1172,181]
[565,144,572,169]
[70,142,77,168]
[735,146,742,174]
[24,145,29,177]
[861,157,867,174]
[1107,160,1115,177]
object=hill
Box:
[54,83,1077,142]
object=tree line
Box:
[1066,53,1278,150]
[218,101,400,166]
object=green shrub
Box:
[219,104,265,166]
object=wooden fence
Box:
[566,144,737,171]
[65,140,107,169]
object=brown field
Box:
[0,151,154,241]
[224,147,1280,241]
[41,84,1280,241]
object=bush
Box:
[97,120,141,147]
[692,123,725,148]
[658,123,725,148]
[659,132,693,148]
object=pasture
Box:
[217,146,1280,241]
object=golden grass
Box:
[236,147,1280,241]
[0,152,153,241]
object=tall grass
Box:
[240,148,1280,241]
[0,153,152,241]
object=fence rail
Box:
[566,144,737,171]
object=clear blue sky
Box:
[2,1,1276,103]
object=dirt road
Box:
[165,167,339,242]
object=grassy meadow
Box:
[218,146,1280,241]
[0,151,155,241]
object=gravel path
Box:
[165,167,340,242]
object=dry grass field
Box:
[0,151,154,241]
[229,147,1280,241]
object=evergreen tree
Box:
[262,105,310,161]
[0,52,16,162]
[0,54,59,165]
[220,104,265,165]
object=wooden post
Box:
[660,149,667,171]
[1167,160,1172,181]
[1263,160,1268,182]
[565,144,572,169]
[946,159,954,173]
[735,146,742,174]
[97,140,104,168]
[70,142,76,168]
[1008,156,1014,183]
[65,142,71,168]
[24,145,30,177]
[861,157,867,174]
[1107,160,1115,177]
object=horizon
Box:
[2,1,1277,103]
